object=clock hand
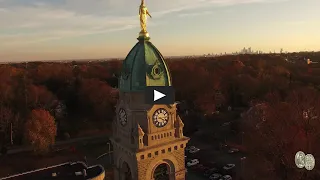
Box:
[158,117,166,122]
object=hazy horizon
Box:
[1,0,320,61]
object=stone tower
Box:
[110,8,189,180]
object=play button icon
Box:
[145,86,175,105]
[154,90,166,101]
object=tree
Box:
[34,63,74,84]
[27,85,57,109]
[234,74,260,105]
[0,66,24,106]
[242,88,320,179]
[78,78,118,122]
[194,93,216,114]
[252,59,266,70]
[0,106,22,146]
[33,63,74,98]
[24,109,57,153]
[0,106,14,146]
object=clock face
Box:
[119,108,127,126]
[152,108,169,128]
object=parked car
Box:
[223,164,236,171]
[240,156,246,161]
[189,148,200,153]
[209,173,222,180]
[228,148,239,154]
[220,175,232,180]
[222,144,228,147]
[204,168,218,177]
[185,146,196,151]
[219,143,228,150]
[222,122,231,126]
[186,159,199,167]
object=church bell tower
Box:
[110,1,189,180]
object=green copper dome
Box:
[119,36,172,92]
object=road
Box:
[2,134,110,155]
[0,140,112,179]
[0,162,88,180]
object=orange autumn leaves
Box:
[24,109,57,153]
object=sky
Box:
[0,0,320,61]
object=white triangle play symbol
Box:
[154,90,166,101]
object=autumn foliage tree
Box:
[1,52,320,149]
[24,109,57,153]
[169,60,224,113]
[27,85,57,109]
[242,88,320,180]
[78,78,118,122]
[0,107,14,145]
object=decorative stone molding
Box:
[175,169,187,176]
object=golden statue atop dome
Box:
[139,0,152,37]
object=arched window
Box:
[153,163,169,180]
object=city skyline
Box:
[0,0,320,61]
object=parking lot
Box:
[186,171,208,180]
[184,134,247,180]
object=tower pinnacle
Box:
[139,0,152,38]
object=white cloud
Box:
[0,0,291,47]
[0,6,141,46]
[178,11,214,18]
[1,25,140,46]
[149,0,291,16]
